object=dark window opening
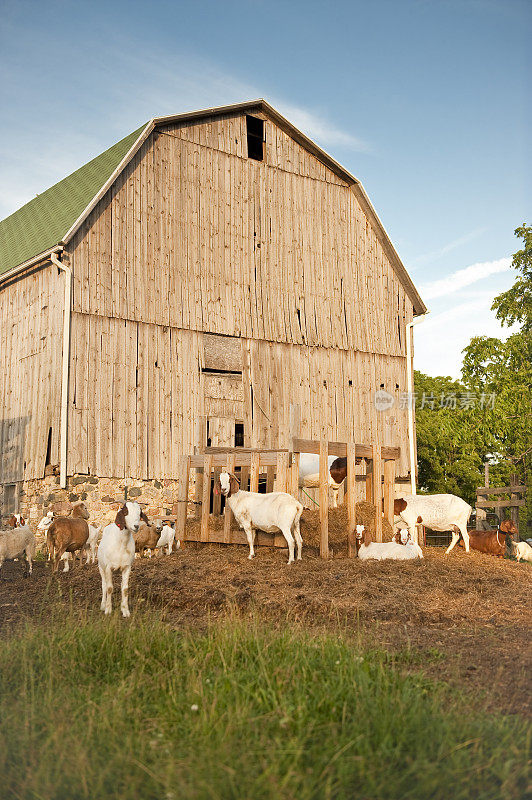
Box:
[246,115,264,161]
[348,379,353,387]
[235,423,245,447]
[45,427,53,466]
[201,367,242,376]
[380,383,385,389]
[206,419,211,448]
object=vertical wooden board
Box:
[250,452,260,493]
[384,459,395,529]
[372,444,383,542]
[200,454,212,542]
[222,453,236,542]
[319,437,329,558]
[176,456,190,544]
[347,442,356,556]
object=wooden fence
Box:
[174,436,399,559]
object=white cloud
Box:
[420,257,512,300]
[411,227,487,266]
[413,290,517,379]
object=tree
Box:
[415,225,532,533]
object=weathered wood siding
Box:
[0,263,63,482]
[67,112,414,353]
[66,315,410,478]
[59,111,415,480]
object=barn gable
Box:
[0,101,425,316]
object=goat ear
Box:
[229,473,240,495]
[19,516,25,526]
[7,515,16,528]
[394,498,407,514]
[140,511,149,524]
[115,505,128,530]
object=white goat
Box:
[156,523,179,555]
[511,541,532,563]
[298,454,346,508]
[394,494,472,552]
[37,511,54,531]
[355,524,423,561]
[217,472,304,564]
[97,502,146,617]
[0,525,36,575]
[86,524,101,564]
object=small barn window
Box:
[246,115,264,161]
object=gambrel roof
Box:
[0,100,426,313]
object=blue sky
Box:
[1,0,530,377]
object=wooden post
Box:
[194,416,207,516]
[510,473,520,539]
[477,462,489,530]
[250,452,260,493]
[383,459,395,529]
[212,468,222,516]
[347,442,356,557]
[372,444,383,542]
[266,466,275,493]
[319,437,329,558]
[200,454,212,542]
[289,403,301,497]
[365,460,373,502]
[275,452,289,492]
[223,454,235,543]
[176,456,190,546]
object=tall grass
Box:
[0,609,528,800]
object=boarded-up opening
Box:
[3,483,17,516]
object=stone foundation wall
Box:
[14,474,189,530]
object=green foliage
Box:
[0,610,528,800]
[491,224,532,332]
[416,225,532,532]
[414,371,487,502]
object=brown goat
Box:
[133,522,160,558]
[47,502,90,572]
[457,520,518,557]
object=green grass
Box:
[0,610,528,800]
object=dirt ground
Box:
[0,509,530,716]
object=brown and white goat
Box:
[457,519,518,557]
[47,501,90,572]
[6,514,26,528]
[133,520,160,557]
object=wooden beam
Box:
[292,438,400,461]
[189,452,281,468]
[175,456,190,545]
[476,499,525,509]
[347,442,356,557]
[319,437,329,558]
[200,454,212,542]
[194,416,207,514]
[383,459,395,529]
[223,454,235,543]
[372,444,383,542]
[476,485,526,495]
[250,452,260,493]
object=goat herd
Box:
[0,469,530,618]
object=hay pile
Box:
[300,501,393,556]
[185,501,393,557]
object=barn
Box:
[0,100,426,523]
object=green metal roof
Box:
[0,124,147,276]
